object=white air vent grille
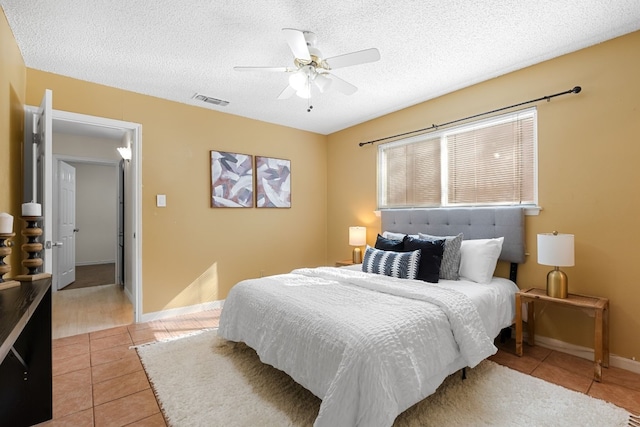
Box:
[192,93,229,106]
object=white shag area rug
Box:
[136,329,632,427]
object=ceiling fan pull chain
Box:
[307,77,313,112]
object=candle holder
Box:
[0,232,20,290]
[15,216,51,281]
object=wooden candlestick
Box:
[16,216,50,281]
[0,232,20,290]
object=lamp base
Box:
[546,268,568,298]
[352,247,362,264]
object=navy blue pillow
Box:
[374,234,404,251]
[402,236,445,283]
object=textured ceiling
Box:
[2,1,640,135]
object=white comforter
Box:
[218,267,515,427]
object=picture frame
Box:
[255,156,291,208]
[210,150,254,208]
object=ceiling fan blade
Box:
[234,66,292,72]
[282,28,311,61]
[277,85,296,100]
[327,74,358,96]
[324,48,380,70]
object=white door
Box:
[36,89,53,274]
[56,161,76,289]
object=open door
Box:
[55,160,76,289]
[35,89,54,275]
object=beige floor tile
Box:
[90,325,130,340]
[129,327,173,345]
[589,380,640,414]
[93,369,151,406]
[488,349,541,374]
[90,332,133,352]
[53,352,91,377]
[94,389,160,427]
[52,368,93,419]
[92,352,143,384]
[531,360,593,393]
[602,365,640,393]
[53,333,90,349]
[91,344,137,367]
[38,408,94,427]
[126,413,167,426]
[543,350,595,379]
[52,342,91,362]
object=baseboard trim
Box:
[76,261,116,266]
[140,300,224,323]
[533,334,640,374]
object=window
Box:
[378,108,537,209]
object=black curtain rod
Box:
[358,86,582,147]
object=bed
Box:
[218,207,525,427]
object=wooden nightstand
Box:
[335,259,357,267]
[515,287,609,382]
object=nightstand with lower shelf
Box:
[515,287,609,382]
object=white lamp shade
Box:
[349,226,366,246]
[296,86,311,99]
[288,69,308,91]
[315,73,332,93]
[537,233,575,267]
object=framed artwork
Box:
[255,156,291,208]
[210,150,253,208]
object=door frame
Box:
[24,105,143,323]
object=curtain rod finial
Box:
[572,86,582,94]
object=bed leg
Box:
[461,368,467,380]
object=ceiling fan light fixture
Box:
[296,86,311,99]
[288,69,307,91]
[315,73,332,93]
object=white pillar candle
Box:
[22,202,42,217]
[0,213,13,233]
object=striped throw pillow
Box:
[362,246,421,280]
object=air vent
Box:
[192,93,229,107]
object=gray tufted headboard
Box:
[380,207,526,264]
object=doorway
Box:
[24,94,142,327]
[54,159,120,291]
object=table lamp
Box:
[349,226,366,264]
[537,231,574,298]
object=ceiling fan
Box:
[234,28,380,106]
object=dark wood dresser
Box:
[0,278,52,426]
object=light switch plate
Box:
[156,194,166,207]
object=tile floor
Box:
[41,311,640,426]
[40,310,220,426]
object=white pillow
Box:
[458,237,504,284]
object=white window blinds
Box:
[378,108,537,209]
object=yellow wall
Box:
[24,71,328,314]
[0,10,25,275]
[327,31,640,360]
